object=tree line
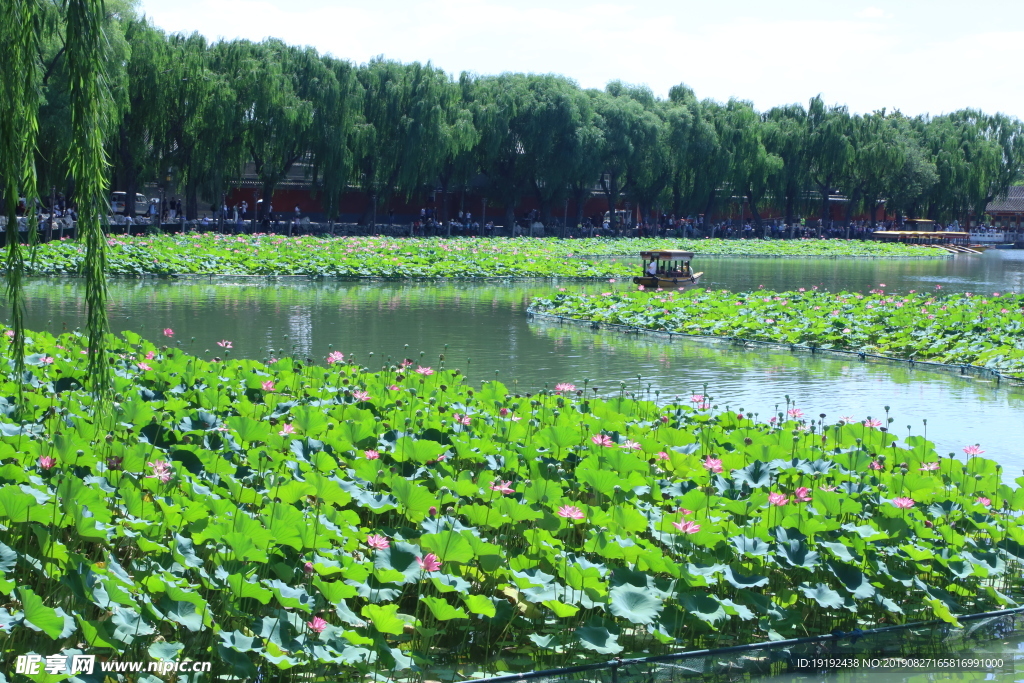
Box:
[11,3,1024,235]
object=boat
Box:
[633,250,703,289]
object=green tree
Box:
[805,96,852,233]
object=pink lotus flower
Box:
[787,408,804,419]
[38,455,56,470]
[352,390,370,401]
[703,457,723,474]
[499,407,509,416]
[137,362,152,371]
[4,330,14,338]
[163,328,174,337]
[656,451,670,460]
[554,383,576,392]
[417,553,442,572]
[863,418,883,429]
[591,434,613,447]
[453,413,472,426]
[146,460,173,483]
[216,340,233,349]
[557,505,585,520]
[869,460,883,470]
[919,462,939,471]
[677,507,694,515]
[819,485,837,492]
[308,616,328,633]
[387,384,400,391]
[326,351,344,365]
[891,497,915,509]
[145,351,155,360]
[278,423,296,436]
[976,496,992,507]
[41,356,55,365]
[262,380,275,391]
[366,534,390,550]
[304,561,314,574]
[690,394,705,403]
[963,444,984,456]
[795,487,812,502]
[842,328,851,334]
[673,520,701,534]
[415,366,434,376]
[768,492,789,506]
[490,480,514,495]
[365,450,380,460]
[622,440,642,451]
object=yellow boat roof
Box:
[640,250,695,259]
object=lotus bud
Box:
[428,506,437,517]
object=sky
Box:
[137,0,1024,118]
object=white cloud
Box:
[856,7,889,19]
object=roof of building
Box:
[987,186,1024,214]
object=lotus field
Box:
[532,288,1024,376]
[0,327,1022,680]
[24,235,941,278]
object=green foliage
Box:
[19,234,940,279]
[533,288,1024,374]
[0,325,1021,679]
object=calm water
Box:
[12,250,1024,475]
[605,247,1024,294]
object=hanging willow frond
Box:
[65,0,111,395]
[0,0,43,385]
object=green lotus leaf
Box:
[360,603,405,635]
[389,478,436,519]
[374,541,424,584]
[111,607,156,643]
[826,560,876,599]
[543,599,579,618]
[733,460,775,488]
[220,630,263,653]
[420,531,475,564]
[392,436,447,463]
[0,486,36,523]
[731,535,771,557]
[679,592,726,625]
[799,582,845,609]
[422,596,468,620]
[722,566,769,589]
[607,584,662,624]
[777,539,820,570]
[575,623,623,654]
[462,594,497,617]
[227,574,273,604]
[20,588,74,640]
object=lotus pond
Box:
[22,235,940,278]
[14,275,1024,477]
[2,327,1023,681]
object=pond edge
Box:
[526,306,1024,388]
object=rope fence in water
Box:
[474,607,1024,682]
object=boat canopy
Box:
[640,250,695,260]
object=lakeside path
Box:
[19,235,944,278]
